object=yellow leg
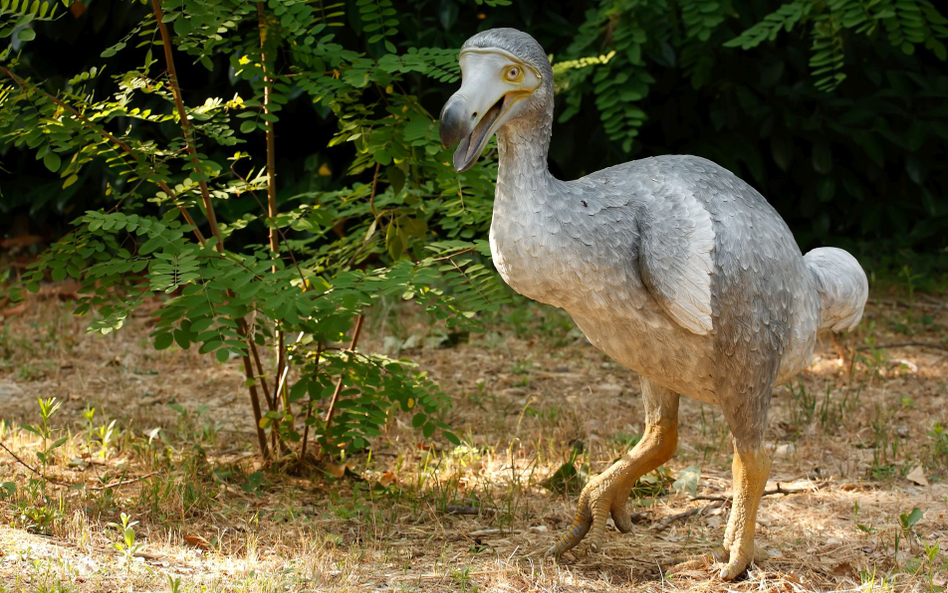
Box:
[547,417,678,557]
[719,444,771,580]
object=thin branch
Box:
[150,0,222,252]
[368,162,380,219]
[228,164,308,287]
[0,66,205,246]
[430,247,476,262]
[343,167,384,270]
[658,481,828,529]
[322,314,365,451]
[658,499,725,529]
[248,332,276,413]
[0,442,74,487]
[89,471,159,491]
[256,2,287,411]
[237,324,270,460]
[299,342,323,461]
[857,341,947,352]
[151,0,275,460]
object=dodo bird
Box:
[439,28,869,579]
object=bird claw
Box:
[712,545,768,580]
[547,469,630,559]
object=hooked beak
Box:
[439,85,511,172]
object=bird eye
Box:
[505,66,520,81]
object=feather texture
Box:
[459,28,866,444]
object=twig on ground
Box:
[468,528,523,537]
[690,480,829,503]
[857,341,947,352]
[658,499,726,529]
[659,481,828,529]
[876,298,945,311]
[445,505,499,515]
[89,472,159,491]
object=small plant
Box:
[672,465,701,497]
[0,481,15,500]
[929,422,948,468]
[853,500,877,534]
[21,397,65,485]
[869,404,900,480]
[922,543,942,592]
[898,265,924,302]
[109,513,142,566]
[857,322,890,377]
[452,566,479,593]
[93,420,117,459]
[80,406,96,445]
[787,380,817,429]
[896,507,924,557]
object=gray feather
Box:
[463,28,866,447]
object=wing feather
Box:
[639,188,715,335]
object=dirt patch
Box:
[0,290,946,592]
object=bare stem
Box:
[151,0,270,460]
[237,334,270,460]
[249,331,276,412]
[299,342,323,461]
[257,3,287,420]
[322,314,365,453]
[151,0,223,253]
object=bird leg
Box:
[547,412,678,558]
[717,442,771,580]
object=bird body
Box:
[439,27,868,580]
[489,151,837,407]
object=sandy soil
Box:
[0,288,946,592]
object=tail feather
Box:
[804,247,868,333]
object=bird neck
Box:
[495,108,556,199]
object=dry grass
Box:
[0,287,947,592]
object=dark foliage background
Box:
[2,0,946,270]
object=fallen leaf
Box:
[379,471,396,486]
[182,534,210,550]
[1,303,27,318]
[831,561,855,578]
[906,465,929,487]
[325,463,346,479]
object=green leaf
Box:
[154,333,174,350]
[17,28,35,42]
[900,507,923,530]
[672,465,701,497]
[43,151,60,173]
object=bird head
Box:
[439,28,553,172]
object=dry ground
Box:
[0,286,947,592]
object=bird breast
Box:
[488,186,642,315]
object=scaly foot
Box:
[546,465,634,558]
[710,545,768,576]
